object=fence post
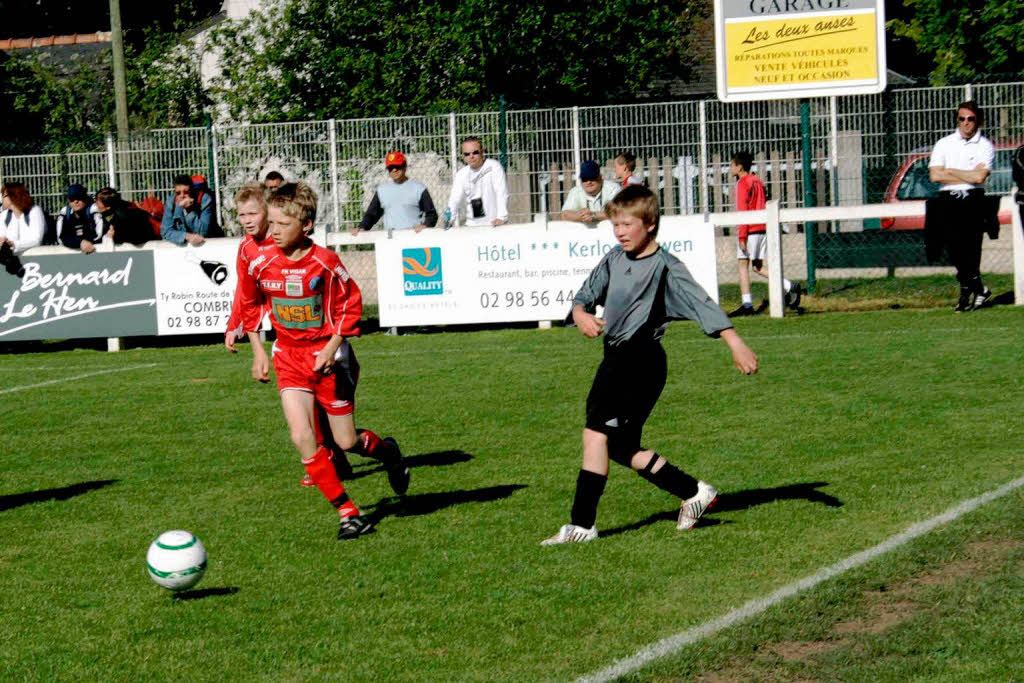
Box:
[208,117,224,231]
[105,132,117,188]
[800,99,816,293]
[765,199,784,318]
[498,95,508,171]
[329,118,340,236]
[1010,192,1023,307]
[698,100,709,214]
[571,106,581,179]
[829,95,839,214]
[448,112,458,215]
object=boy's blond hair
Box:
[605,184,659,235]
[234,182,267,206]
[267,181,317,227]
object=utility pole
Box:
[109,0,130,191]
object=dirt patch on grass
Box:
[693,535,1022,680]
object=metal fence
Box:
[2,81,1022,294]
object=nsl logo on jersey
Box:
[401,248,443,297]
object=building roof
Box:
[0,32,111,51]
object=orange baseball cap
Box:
[385,151,406,167]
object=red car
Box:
[881,139,1019,230]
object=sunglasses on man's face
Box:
[958,116,976,122]
[463,150,482,157]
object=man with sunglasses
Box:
[445,137,509,227]
[351,151,437,235]
[928,101,996,312]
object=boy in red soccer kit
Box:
[235,182,409,540]
[224,183,354,482]
[728,151,800,316]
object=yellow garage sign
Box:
[715,0,886,101]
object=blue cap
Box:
[67,184,89,201]
[579,160,601,181]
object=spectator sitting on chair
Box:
[94,188,157,246]
[57,184,104,254]
[561,160,620,228]
[0,181,45,255]
[263,171,285,192]
[351,151,438,235]
[162,174,215,246]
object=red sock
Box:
[302,446,360,517]
[351,429,381,457]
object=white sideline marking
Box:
[578,474,1024,683]
[0,363,158,395]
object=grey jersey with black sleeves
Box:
[571,246,732,346]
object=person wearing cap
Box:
[56,184,105,253]
[560,160,621,228]
[350,151,438,235]
[445,137,509,227]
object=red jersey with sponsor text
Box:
[239,243,362,348]
[226,234,275,336]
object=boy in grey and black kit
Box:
[542,185,758,545]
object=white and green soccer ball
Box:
[146,530,207,592]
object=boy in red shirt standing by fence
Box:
[728,151,801,316]
[235,182,408,540]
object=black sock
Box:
[638,457,699,499]
[570,469,607,529]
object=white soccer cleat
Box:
[540,523,598,546]
[677,481,718,530]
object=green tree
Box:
[889,0,1024,84]
[208,0,707,122]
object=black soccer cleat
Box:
[969,287,992,311]
[727,304,756,318]
[337,514,375,540]
[382,437,410,496]
[955,288,972,312]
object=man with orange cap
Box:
[350,151,438,235]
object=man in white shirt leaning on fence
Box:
[445,137,509,227]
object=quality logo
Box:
[402,247,443,296]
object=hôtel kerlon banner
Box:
[714,0,886,101]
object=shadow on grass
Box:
[171,587,240,601]
[366,484,526,524]
[989,291,1015,307]
[344,449,474,482]
[599,481,841,539]
[0,479,118,512]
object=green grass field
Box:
[1,305,1022,681]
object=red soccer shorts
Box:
[272,343,356,416]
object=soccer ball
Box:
[146,530,207,592]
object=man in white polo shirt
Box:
[928,100,996,312]
[561,159,620,228]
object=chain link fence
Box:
[1,83,1021,302]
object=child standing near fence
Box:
[728,151,801,317]
[541,185,758,545]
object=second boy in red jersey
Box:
[236,182,409,540]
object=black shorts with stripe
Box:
[585,338,667,464]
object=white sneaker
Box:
[540,523,598,546]
[677,481,718,530]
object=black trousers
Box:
[938,192,986,289]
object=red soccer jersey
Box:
[226,234,275,336]
[239,244,362,348]
[735,173,767,241]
